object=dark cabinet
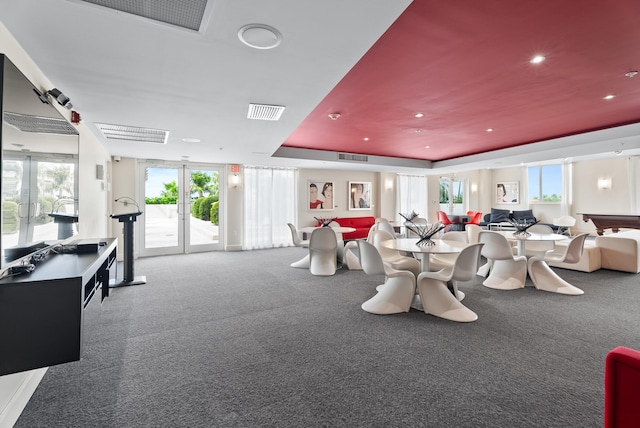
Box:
[0,238,117,376]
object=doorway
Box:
[137,161,223,257]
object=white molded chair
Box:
[466,224,483,244]
[553,215,576,237]
[309,227,338,276]
[527,233,588,295]
[287,223,309,248]
[429,230,469,271]
[478,231,527,290]
[342,224,377,270]
[416,243,484,322]
[377,220,399,238]
[523,224,555,257]
[358,240,416,314]
[288,223,311,268]
[371,229,420,278]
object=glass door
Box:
[138,161,222,257]
[2,152,78,250]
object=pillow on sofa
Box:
[490,208,510,223]
[513,209,536,222]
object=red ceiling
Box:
[283,0,640,162]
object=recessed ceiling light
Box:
[424,145,430,149]
[603,94,616,100]
[415,113,424,118]
[415,129,423,133]
[363,137,369,141]
[625,71,638,78]
[486,128,493,132]
[238,24,282,50]
[530,55,546,64]
[182,138,200,143]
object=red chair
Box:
[605,346,640,428]
[436,210,456,231]
[465,211,482,225]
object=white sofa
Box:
[595,231,640,273]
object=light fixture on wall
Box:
[471,183,478,193]
[597,177,612,190]
[231,174,240,188]
[384,178,393,191]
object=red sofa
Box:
[316,216,375,241]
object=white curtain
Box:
[397,174,428,222]
[561,162,573,216]
[243,166,296,250]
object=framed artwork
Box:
[496,181,519,204]
[307,180,334,210]
[349,181,372,210]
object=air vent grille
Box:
[338,152,369,162]
[95,123,169,144]
[247,103,285,121]
[3,112,78,135]
[79,0,208,31]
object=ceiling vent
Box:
[338,152,369,162]
[95,123,169,144]
[78,0,209,31]
[247,103,285,121]
[3,112,78,135]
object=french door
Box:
[138,161,223,257]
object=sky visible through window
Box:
[145,168,178,198]
[528,165,562,201]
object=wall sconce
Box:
[471,183,478,193]
[597,177,612,190]
[230,173,240,188]
[384,178,393,191]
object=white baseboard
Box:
[0,368,47,428]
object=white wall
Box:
[297,169,379,227]
[1,21,112,425]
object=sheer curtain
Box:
[397,174,428,222]
[243,166,296,250]
[561,161,573,216]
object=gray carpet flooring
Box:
[15,246,640,427]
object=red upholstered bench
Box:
[316,216,375,241]
[605,346,640,428]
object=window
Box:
[439,178,465,215]
[528,164,562,202]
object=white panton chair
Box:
[371,229,420,278]
[527,233,588,295]
[358,240,416,315]
[308,227,338,276]
[478,231,527,290]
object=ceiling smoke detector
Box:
[328,113,341,120]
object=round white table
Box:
[496,231,567,256]
[380,238,469,272]
[380,238,476,322]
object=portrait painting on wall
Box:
[496,181,519,204]
[308,180,334,210]
[349,181,371,210]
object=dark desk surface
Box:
[0,238,117,285]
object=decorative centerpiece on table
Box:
[404,221,445,246]
[314,216,337,227]
[508,219,539,237]
[399,210,419,223]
